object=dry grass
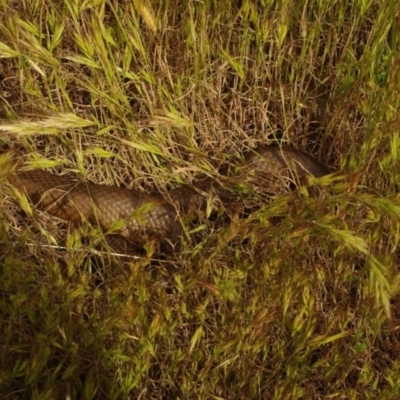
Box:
[1,0,400,399]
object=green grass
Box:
[1,0,400,398]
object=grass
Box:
[1,0,400,398]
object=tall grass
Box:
[1,0,400,398]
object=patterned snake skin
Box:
[8,146,329,254]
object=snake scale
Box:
[7,146,329,254]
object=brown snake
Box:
[6,146,329,254]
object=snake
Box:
[6,146,329,254]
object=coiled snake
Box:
[6,146,329,254]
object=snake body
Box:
[8,146,329,254]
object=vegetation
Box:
[1,0,400,398]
